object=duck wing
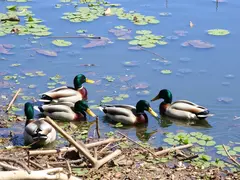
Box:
[99,104,137,124]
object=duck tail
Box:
[98,106,107,113]
[196,110,214,119]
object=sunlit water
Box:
[0,0,240,152]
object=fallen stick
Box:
[45,116,121,169]
[28,160,45,170]
[28,137,122,156]
[49,159,83,166]
[5,88,21,113]
[138,46,166,60]
[66,160,72,177]
[178,154,199,161]
[222,144,240,168]
[45,116,97,166]
[96,116,101,138]
[0,162,20,171]
[0,157,30,174]
[48,36,101,39]
[154,144,193,156]
[0,168,81,180]
[116,131,157,157]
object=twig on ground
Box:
[0,168,81,180]
[49,159,84,166]
[28,138,122,156]
[155,144,193,156]
[45,116,121,169]
[27,159,45,170]
[222,144,240,168]
[0,157,31,174]
[66,160,72,178]
[116,131,157,157]
[5,88,21,113]
[0,162,20,171]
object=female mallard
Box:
[39,74,95,107]
[36,100,96,121]
[99,100,158,125]
[151,89,213,120]
[24,102,56,147]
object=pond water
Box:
[0,0,239,154]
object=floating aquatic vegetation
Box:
[207,29,230,36]
[0,6,51,37]
[7,0,31,2]
[122,61,139,67]
[33,48,57,57]
[166,35,178,40]
[161,69,172,74]
[133,82,149,90]
[159,12,172,17]
[0,44,15,54]
[136,90,150,96]
[83,37,110,48]
[128,30,167,48]
[181,40,215,49]
[76,29,88,34]
[104,76,115,82]
[109,27,132,40]
[174,30,188,37]
[62,5,159,25]
[52,39,72,47]
[217,97,233,104]
[163,132,216,147]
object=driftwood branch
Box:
[0,162,20,171]
[116,131,157,157]
[0,157,30,174]
[155,144,193,156]
[0,168,81,180]
[222,144,240,168]
[5,88,21,113]
[45,116,121,169]
[28,137,122,156]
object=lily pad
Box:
[207,29,230,36]
[34,48,57,57]
[52,39,72,47]
[161,70,172,74]
[181,40,215,49]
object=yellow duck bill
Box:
[148,107,158,117]
[86,108,96,117]
[85,78,95,84]
[151,95,160,102]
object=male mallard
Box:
[24,102,56,147]
[36,100,96,121]
[39,74,94,107]
[99,100,158,125]
[151,89,213,120]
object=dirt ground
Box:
[0,137,239,180]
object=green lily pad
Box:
[141,43,156,48]
[233,146,240,152]
[136,30,152,35]
[205,141,216,146]
[105,76,115,82]
[161,70,172,74]
[52,39,72,47]
[207,29,230,36]
[114,25,125,29]
[128,40,139,45]
[191,146,205,152]
[198,140,206,146]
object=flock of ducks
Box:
[23,74,212,147]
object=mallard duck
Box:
[151,89,213,120]
[99,100,158,125]
[24,102,56,147]
[35,100,96,121]
[39,74,95,107]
